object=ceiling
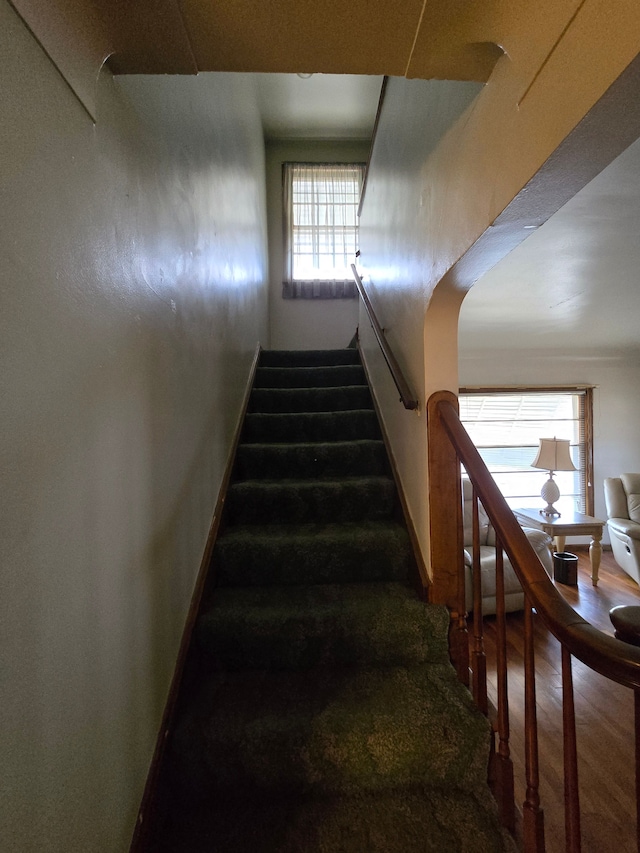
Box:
[9,0,508,122]
[101,0,503,82]
[253,74,383,140]
[458,134,640,355]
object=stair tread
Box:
[248,384,373,414]
[235,440,388,480]
[243,409,381,443]
[216,519,410,537]
[226,476,398,524]
[246,408,375,418]
[214,521,413,586]
[239,439,385,449]
[259,348,361,367]
[204,579,428,613]
[157,787,514,853]
[254,364,366,389]
[229,474,395,485]
[197,583,450,670]
[172,664,491,797]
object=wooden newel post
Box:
[427,391,469,684]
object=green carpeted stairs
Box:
[151,348,513,852]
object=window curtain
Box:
[282,162,364,299]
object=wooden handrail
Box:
[429,391,640,853]
[351,264,419,411]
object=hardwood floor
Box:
[479,548,640,853]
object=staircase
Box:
[149,348,513,852]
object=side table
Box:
[512,507,605,586]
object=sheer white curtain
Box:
[282,162,364,299]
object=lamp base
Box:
[540,473,561,517]
[540,505,561,517]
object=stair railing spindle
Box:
[523,596,546,852]
[493,533,516,832]
[471,486,488,715]
[635,690,640,853]
[561,646,581,853]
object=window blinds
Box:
[459,389,590,513]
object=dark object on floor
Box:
[553,551,578,585]
[609,604,640,646]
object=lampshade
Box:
[531,437,576,473]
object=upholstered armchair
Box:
[604,474,640,585]
[462,479,553,615]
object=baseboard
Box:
[356,334,430,595]
[129,342,262,852]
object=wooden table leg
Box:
[590,532,603,586]
[554,535,566,554]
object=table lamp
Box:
[531,437,576,517]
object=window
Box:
[459,387,594,514]
[282,162,365,299]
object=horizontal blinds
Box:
[459,390,587,512]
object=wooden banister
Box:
[428,390,640,852]
[435,396,640,687]
[350,263,419,411]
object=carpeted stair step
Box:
[213,521,413,586]
[171,663,491,800]
[248,385,373,414]
[225,476,397,524]
[259,348,361,367]
[235,439,389,480]
[196,583,449,671]
[150,348,510,852]
[254,364,366,389]
[243,409,380,443]
[154,787,513,853]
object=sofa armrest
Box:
[607,517,640,541]
[604,477,630,520]
[522,527,553,548]
[521,527,553,574]
[466,529,552,569]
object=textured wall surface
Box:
[0,4,268,849]
[357,78,482,567]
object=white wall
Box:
[358,78,482,567]
[459,347,640,543]
[265,139,369,350]
[0,4,268,849]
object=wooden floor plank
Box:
[479,548,640,853]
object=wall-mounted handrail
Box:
[358,76,387,219]
[351,263,419,411]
